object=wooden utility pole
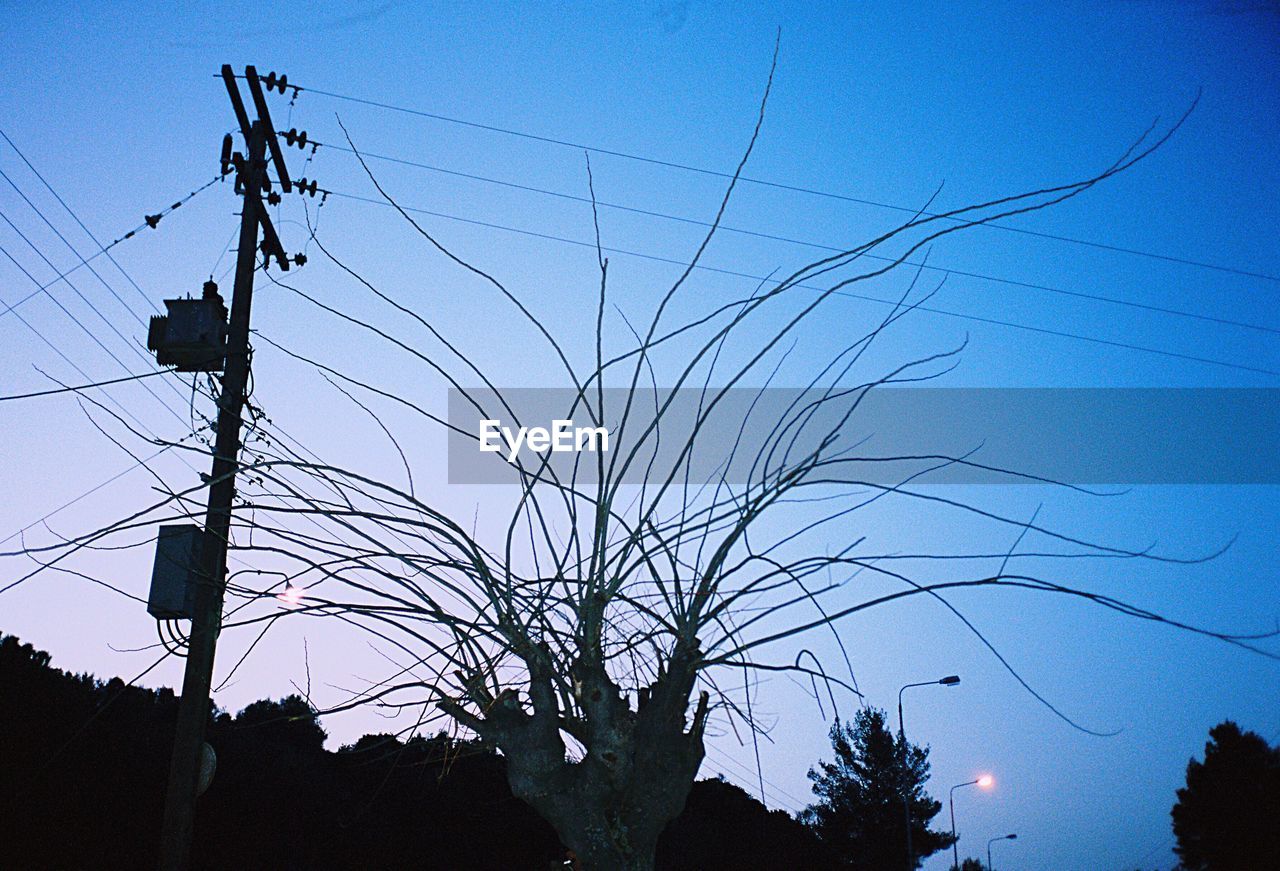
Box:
[157,65,292,871]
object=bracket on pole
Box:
[254,197,290,271]
[245,65,293,193]
[220,64,291,270]
[220,65,252,143]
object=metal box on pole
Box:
[147,525,204,620]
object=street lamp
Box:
[897,676,960,870]
[986,833,1016,871]
[897,675,961,740]
[950,775,994,870]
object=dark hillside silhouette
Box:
[0,633,175,868]
[0,633,829,869]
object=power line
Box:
[321,188,1280,378]
[0,237,182,410]
[0,133,320,628]
[0,177,350,602]
[0,217,195,427]
[1126,835,1175,871]
[0,135,261,447]
[703,741,808,813]
[0,368,171,402]
[0,276,193,484]
[0,179,228,544]
[0,128,319,611]
[0,173,255,600]
[0,180,230,584]
[0,151,227,424]
[0,170,222,321]
[0,168,151,328]
[0,129,222,316]
[301,136,1279,337]
[289,82,1280,284]
[0,446,176,547]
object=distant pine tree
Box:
[801,707,955,869]
[1171,720,1280,870]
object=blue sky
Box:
[1,3,1278,869]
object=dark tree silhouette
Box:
[948,860,984,871]
[0,632,833,869]
[0,633,565,869]
[801,707,954,868]
[232,694,329,751]
[1171,720,1280,871]
[657,775,831,869]
[0,633,175,868]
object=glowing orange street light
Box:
[950,775,995,869]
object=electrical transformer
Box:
[146,281,228,372]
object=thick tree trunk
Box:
[555,807,661,871]
[443,640,709,871]
[518,743,704,871]
[515,761,696,871]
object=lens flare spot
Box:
[276,585,306,608]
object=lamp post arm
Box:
[895,677,961,871]
[949,780,978,870]
[898,685,907,739]
[950,790,958,870]
[896,680,941,739]
[986,834,1015,870]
